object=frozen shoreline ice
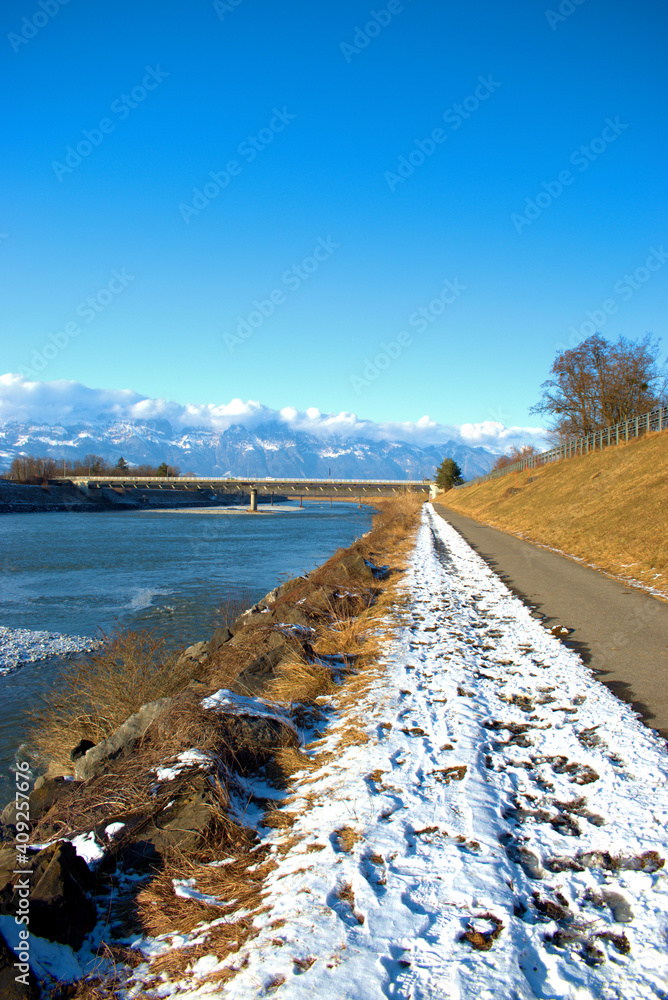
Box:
[0,625,101,674]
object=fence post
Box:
[647,412,650,434]
[635,415,639,439]
[660,408,664,432]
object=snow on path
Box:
[179,505,668,1000]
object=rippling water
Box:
[0,501,372,802]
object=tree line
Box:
[4,454,180,483]
[435,332,667,489]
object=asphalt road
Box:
[432,503,668,742]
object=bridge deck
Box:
[51,477,431,495]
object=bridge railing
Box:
[458,403,668,488]
[55,476,430,487]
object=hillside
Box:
[440,431,668,599]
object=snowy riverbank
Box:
[150,503,668,999]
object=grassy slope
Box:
[439,431,668,599]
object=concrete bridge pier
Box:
[249,487,258,512]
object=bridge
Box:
[55,476,435,508]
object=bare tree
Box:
[492,444,540,471]
[531,333,667,437]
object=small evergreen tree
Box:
[156,462,170,477]
[115,456,129,472]
[434,457,464,491]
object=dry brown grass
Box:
[334,826,363,852]
[38,491,425,998]
[266,659,337,705]
[440,431,668,597]
[29,630,205,770]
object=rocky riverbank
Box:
[0,497,417,998]
[0,480,286,515]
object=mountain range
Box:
[0,418,495,481]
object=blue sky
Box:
[2,0,666,444]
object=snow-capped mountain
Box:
[0,418,495,480]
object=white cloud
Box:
[0,374,548,452]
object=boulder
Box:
[143,773,215,855]
[75,697,172,781]
[338,551,375,581]
[208,627,234,656]
[217,712,299,770]
[22,842,96,949]
[23,777,69,827]
[175,640,210,671]
[0,931,39,1000]
[259,577,307,606]
[0,778,70,829]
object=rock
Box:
[5,777,72,827]
[119,839,163,876]
[0,778,70,830]
[338,551,374,581]
[144,774,215,855]
[217,712,299,770]
[208,627,234,655]
[75,697,173,781]
[0,930,39,1000]
[23,841,96,949]
[260,577,307,605]
[231,640,295,696]
[175,640,210,671]
[230,604,276,632]
[275,606,310,628]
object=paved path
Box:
[432,503,668,741]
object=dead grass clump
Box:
[293,955,317,972]
[29,629,203,770]
[334,826,363,853]
[263,809,297,829]
[460,912,504,951]
[270,745,320,784]
[266,659,337,705]
[336,882,365,924]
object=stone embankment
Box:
[0,511,403,998]
[0,479,284,514]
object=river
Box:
[0,501,372,803]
